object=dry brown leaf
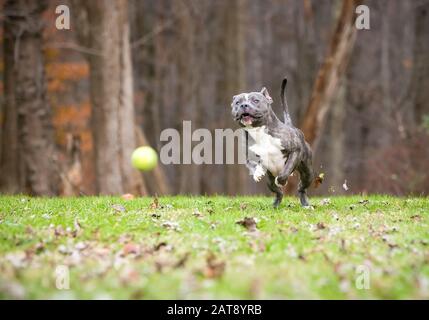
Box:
[193,210,203,218]
[236,217,257,232]
[112,204,126,213]
[174,253,190,268]
[313,173,325,188]
[162,221,181,232]
[204,253,225,278]
[122,243,140,256]
[121,193,135,200]
[154,242,168,251]
[150,196,159,209]
[410,215,422,222]
[317,222,327,230]
[240,203,248,210]
[74,218,82,231]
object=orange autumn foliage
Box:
[53,101,92,151]
[46,62,89,92]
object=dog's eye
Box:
[253,99,260,104]
[235,101,240,105]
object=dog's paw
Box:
[253,173,264,182]
[253,166,266,182]
[275,176,288,188]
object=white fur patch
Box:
[253,165,266,182]
[246,126,285,176]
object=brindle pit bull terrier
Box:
[231,78,314,208]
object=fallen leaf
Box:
[193,210,203,218]
[316,222,327,230]
[118,234,133,244]
[313,173,325,188]
[162,221,181,231]
[410,215,422,222]
[289,226,299,233]
[119,267,140,284]
[236,217,258,232]
[6,252,27,268]
[204,253,225,278]
[0,281,26,299]
[249,239,266,252]
[121,193,135,200]
[174,253,190,268]
[388,242,399,250]
[150,196,159,209]
[58,244,71,255]
[74,218,82,231]
[122,243,140,256]
[340,239,346,252]
[112,204,126,213]
[54,226,66,237]
[320,198,331,206]
[240,203,248,210]
[154,242,168,251]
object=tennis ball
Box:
[131,146,158,171]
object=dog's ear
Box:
[260,87,273,104]
[231,95,238,107]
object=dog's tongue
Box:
[242,116,253,126]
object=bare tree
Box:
[0,0,20,193]
[301,0,362,147]
[72,0,146,195]
[411,0,429,125]
[1,0,59,195]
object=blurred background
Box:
[0,0,428,197]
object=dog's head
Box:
[231,87,273,128]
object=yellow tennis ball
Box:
[131,146,158,171]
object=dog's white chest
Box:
[246,126,285,176]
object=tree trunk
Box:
[73,0,146,195]
[223,0,248,195]
[411,1,429,125]
[300,0,361,147]
[1,0,59,195]
[0,1,20,193]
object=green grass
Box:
[0,195,428,299]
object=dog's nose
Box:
[240,104,250,110]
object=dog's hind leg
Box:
[267,171,283,208]
[297,160,313,207]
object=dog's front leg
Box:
[246,160,266,182]
[275,152,299,188]
[244,130,266,182]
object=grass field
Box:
[0,195,428,299]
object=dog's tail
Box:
[281,78,292,125]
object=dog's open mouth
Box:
[240,113,257,126]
